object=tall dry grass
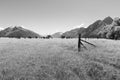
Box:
[0,38,120,80]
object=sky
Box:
[0,0,120,35]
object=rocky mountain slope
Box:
[52,32,63,38]
[82,16,113,38]
[98,17,120,39]
[61,16,116,39]
[0,26,42,38]
[61,27,86,38]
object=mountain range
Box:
[0,26,41,38]
[82,16,113,38]
[51,32,63,38]
[57,16,120,39]
[0,16,120,39]
[61,27,85,38]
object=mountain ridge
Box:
[60,16,118,39]
[0,26,42,38]
[61,27,86,38]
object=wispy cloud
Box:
[0,27,4,30]
[72,23,84,29]
[75,23,84,28]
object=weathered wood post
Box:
[78,34,81,52]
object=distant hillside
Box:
[52,32,63,38]
[61,27,85,38]
[81,16,120,39]
[0,26,42,38]
[82,16,113,38]
[60,16,114,38]
[98,17,120,39]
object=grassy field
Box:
[0,38,120,80]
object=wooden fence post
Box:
[78,34,81,52]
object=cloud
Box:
[76,23,84,28]
[72,23,84,29]
[0,27,4,30]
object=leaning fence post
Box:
[78,34,81,52]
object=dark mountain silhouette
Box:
[52,32,63,38]
[0,16,118,39]
[102,16,113,25]
[82,20,103,38]
[82,16,113,38]
[61,27,86,38]
[0,26,42,38]
[98,17,120,39]
[61,16,114,38]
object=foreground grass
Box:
[0,38,120,80]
